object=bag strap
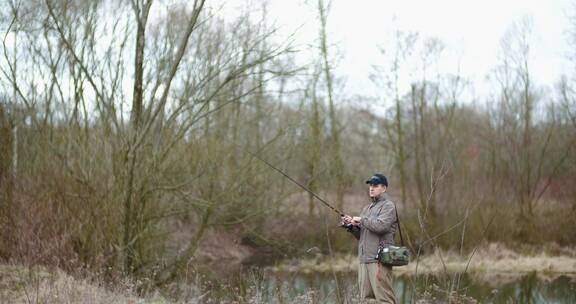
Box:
[393,203,405,246]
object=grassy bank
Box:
[0,265,164,303]
[2,241,575,304]
[270,243,576,284]
[0,264,342,304]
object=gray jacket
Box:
[348,195,398,263]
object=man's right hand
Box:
[341,215,353,226]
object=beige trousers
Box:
[358,262,396,303]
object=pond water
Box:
[205,269,576,303]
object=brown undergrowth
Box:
[0,265,167,303]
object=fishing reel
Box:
[340,223,353,229]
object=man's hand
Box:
[341,215,361,226]
[341,215,352,225]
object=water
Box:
[208,269,576,303]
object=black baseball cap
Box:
[365,173,388,186]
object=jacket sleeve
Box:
[360,202,396,235]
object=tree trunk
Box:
[124,0,153,274]
[0,106,14,259]
[318,0,346,210]
[411,84,425,213]
[395,89,407,205]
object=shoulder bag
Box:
[377,203,410,266]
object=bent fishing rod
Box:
[246,150,345,217]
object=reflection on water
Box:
[208,269,576,303]
[397,272,576,304]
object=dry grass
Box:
[0,264,329,304]
[0,265,171,304]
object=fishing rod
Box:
[246,150,345,217]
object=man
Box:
[342,173,397,303]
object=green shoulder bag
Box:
[377,203,410,266]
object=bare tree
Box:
[317,0,347,210]
[490,17,574,238]
[371,30,419,206]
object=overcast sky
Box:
[219,0,575,102]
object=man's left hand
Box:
[351,216,361,225]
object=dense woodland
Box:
[0,0,575,291]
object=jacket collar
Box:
[370,193,387,204]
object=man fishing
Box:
[342,173,397,303]
[247,152,400,302]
